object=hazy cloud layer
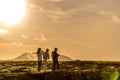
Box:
[0,0,120,60]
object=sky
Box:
[0,0,120,61]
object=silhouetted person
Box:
[43,49,50,72]
[37,48,43,72]
[52,48,60,71]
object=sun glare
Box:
[0,0,26,25]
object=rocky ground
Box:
[0,61,120,80]
[0,71,102,80]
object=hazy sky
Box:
[0,0,120,61]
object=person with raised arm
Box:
[37,48,43,72]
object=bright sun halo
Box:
[0,0,26,25]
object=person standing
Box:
[52,48,60,71]
[43,49,50,72]
[37,48,43,72]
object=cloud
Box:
[0,29,9,37]
[34,33,47,41]
[111,15,120,23]
[35,0,115,23]
[21,34,28,39]
[39,7,46,13]
[30,4,38,8]
[39,7,76,16]
[40,33,47,41]
[45,0,63,2]
[26,0,117,24]
[29,4,46,13]
[99,11,107,15]
[99,11,120,23]
[39,7,78,23]
[11,42,23,46]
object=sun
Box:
[0,0,26,25]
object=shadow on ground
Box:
[1,71,104,80]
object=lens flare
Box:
[101,66,119,80]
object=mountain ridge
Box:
[12,53,72,61]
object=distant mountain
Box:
[58,55,72,61]
[12,53,37,61]
[12,53,72,61]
